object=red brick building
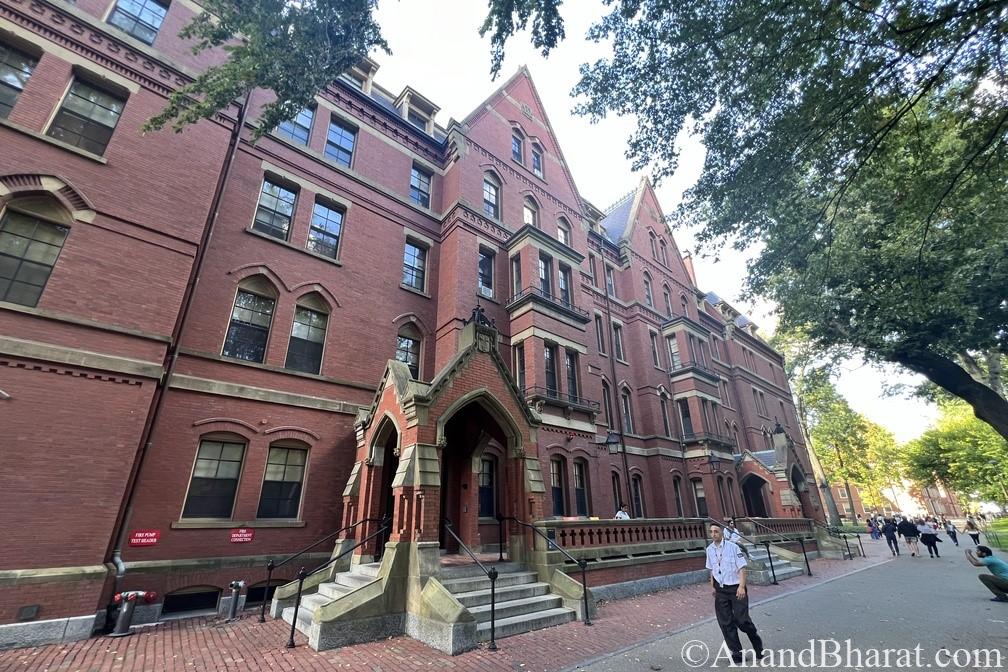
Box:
[0,0,824,647]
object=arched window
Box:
[573,458,590,516]
[482,172,501,219]
[478,455,497,517]
[649,231,658,259]
[223,275,277,363]
[673,476,684,516]
[556,217,571,246]
[285,293,329,374]
[257,440,308,518]
[659,239,669,265]
[732,423,741,453]
[692,478,708,517]
[182,435,246,518]
[716,475,727,517]
[601,380,613,427]
[631,474,646,518]
[395,323,422,378]
[511,130,524,164]
[523,197,539,228]
[550,456,567,516]
[680,294,689,316]
[0,196,71,307]
[620,387,635,434]
[611,471,623,511]
[643,272,654,308]
[659,393,672,438]
[763,428,772,451]
[663,284,673,317]
[531,143,544,178]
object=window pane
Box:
[307,201,342,258]
[285,305,327,374]
[253,179,297,241]
[222,290,274,363]
[410,166,431,208]
[0,211,68,307]
[183,440,244,518]
[482,179,499,218]
[276,107,314,145]
[402,242,426,290]
[325,118,356,167]
[0,43,38,119]
[46,80,124,155]
[395,334,420,378]
[107,0,167,44]
[257,447,307,518]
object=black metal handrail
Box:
[498,515,592,627]
[283,518,391,648]
[442,519,500,651]
[812,520,864,559]
[258,517,385,623]
[523,386,602,411]
[506,285,589,318]
[735,518,813,577]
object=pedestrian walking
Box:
[917,520,942,558]
[898,518,920,557]
[965,518,981,545]
[706,523,765,664]
[965,546,1008,602]
[882,519,900,557]
[944,520,959,546]
[615,504,630,520]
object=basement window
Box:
[161,586,221,618]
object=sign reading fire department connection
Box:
[229,527,255,543]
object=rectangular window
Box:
[558,265,571,306]
[276,107,314,145]
[324,117,356,167]
[660,398,672,437]
[565,349,579,400]
[0,210,69,307]
[538,254,552,297]
[692,479,708,518]
[511,255,522,295]
[253,178,297,241]
[402,240,427,291]
[222,290,275,363]
[551,459,566,516]
[0,43,37,119]
[605,266,616,297]
[573,461,588,516]
[407,107,427,131]
[759,390,768,416]
[602,383,613,427]
[515,342,526,390]
[512,135,523,163]
[595,315,606,354]
[256,446,307,518]
[667,336,681,369]
[710,335,721,360]
[678,399,694,436]
[701,398,711,432]
[544,343,558,396]
[107,0,167,44]
[483,178,499,219]
[588,254,598,286]
[612,323,625,360]
[620,391,634,434]
[478,247,494,296]
[306,200,343,259]
[46,79,125,155]
[478,458,496,517]
[649,332,661,367]
[532,147,543,178]
[395,333,420,378]
[721,380,732,408]
[182,439,244,518]
[284,305,327,374]
[409,165,432,208]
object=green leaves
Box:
[144,0,388,137]
[480,0,566,79]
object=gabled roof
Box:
[600,190,635,242]
[750,450,777,470]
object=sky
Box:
[371,0,939,442]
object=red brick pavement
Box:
[0,555,889,672]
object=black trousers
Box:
[948,531,958,545]
[714,584,762,655]
[884,535,899,555]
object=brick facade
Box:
[0,0,823,636]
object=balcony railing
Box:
[669,358,720,380]
[524,386,601,412]
[681,430,736,447]
[506,286,590,321]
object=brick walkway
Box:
[0,554,889,672]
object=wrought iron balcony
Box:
[681,430,736,448]
[523,386,601,412]
[506,286,590,323]
[669,358,721,382]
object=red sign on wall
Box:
[230,527,255,543]
[128,530,160,547]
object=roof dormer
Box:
[395,86,440,135]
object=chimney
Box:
[681,251,697,286]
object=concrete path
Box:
[571,541,1008,671]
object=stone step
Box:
[468,594,563,623]
[317,581,354,599]
[454,581,551,608]
[748,564,806,584]
[300,592,333,611]
[476,607,575,641]
[335,573,374,590]
[441,571,539,594]
[440,561,527,580]
[354,562,382,578]
[281,606,313,634]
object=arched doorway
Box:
[439,400,510,554]
[790,465,814,518]
[741,475,770,518]
[371,417,400,560]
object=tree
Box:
[903,401,1008,504]
[147,1,1008,440]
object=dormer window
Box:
[407,107,427,132]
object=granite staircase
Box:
[440,562,575,641]
[280,561,382,634]
[743,544,806,584]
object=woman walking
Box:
[918,519,941,558]
[944,519,959,546]
[898,518,920,557]
[882,518,900,557]
[965,518,982,545]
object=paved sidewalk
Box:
[0,553,888,672]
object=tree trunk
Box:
[986,350,1004,398]
[889,348,1008,442]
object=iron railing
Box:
[523,386,601,412]
[681,430,736,446]
[282,518,391,648]
[669,359,720,379]
[812,520,864,559]
[499,515,592,627]
[258,517,386,624]
[442,518,500,651]
[733,517,813,577]
[506,285,589,319]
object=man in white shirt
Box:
[724,519,741,542]
[706,523,765,664]
[615,505,630,520]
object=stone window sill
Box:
[171,519,306,529]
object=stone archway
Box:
[741,474,770,518]
[370,415,400,560]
